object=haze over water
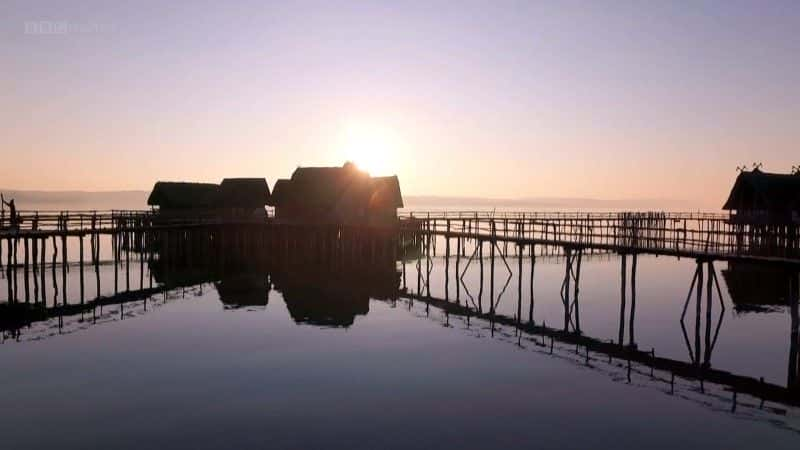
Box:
[2,200,800,448]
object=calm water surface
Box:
[2,238,800,449]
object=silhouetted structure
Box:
[148,178,270,220]
[147,182,220,213]
[218,178,271,220]
[722,262,798,312]
[267,162,403,225]
[271,264,399,328]
[215,273,270,309]
[1,194,19,230]
[723,168,800,225]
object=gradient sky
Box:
[2,1,799,208]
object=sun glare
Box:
[339,121,399,176]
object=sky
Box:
[2,1,799,208]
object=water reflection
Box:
[273,266,398,328]
[3,237,800,440]
[723,262,797,313]
[216,274,270,309]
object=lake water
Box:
[2,229,800,449]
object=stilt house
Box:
[267,162,403,226]
[722,168,800,225]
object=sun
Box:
[339,121,399,176]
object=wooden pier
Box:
[2,208,800,419]
[399,211,800,265]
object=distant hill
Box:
[0,189,708,212]
[402,195,709,211]
[0,190,150,211]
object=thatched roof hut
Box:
[147,182,220,209]
[267,179,292,208]
[369,176,404,209]
[723,169,800,224]
[219,178,271,208]
[148,178,271,216]
[267,163,403,224]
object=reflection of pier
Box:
[398,288,799,409]
[3,209,800,418]
[402,222,800,408]
[1,285,177,342]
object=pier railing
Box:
[2,210,153,232]
[3,210,275,234]
[2,209,799,263]
[399,211,800,263]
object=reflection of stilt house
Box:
[271,263,400,328]
[267,162,403,226]
[722,262,798,312]
[723,169,800,225]
[147,178,270,221]
[215,274,270,309]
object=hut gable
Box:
[268,179,292,207]
[369,176,404,209]
[723,169,800,211]
[147,182,220,209]
[289,162,370,210]
[269,163,403,224]
[219,178,271,208]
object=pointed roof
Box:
[722,169,800,210]
[219,178,271,207]
[369,176,404,209]
[267,179,292,207]
[147,182,220,208]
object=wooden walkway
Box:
[399,211,800,265]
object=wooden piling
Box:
[629,253,637,346]
[79,235,85,304]
[619,254,627,345]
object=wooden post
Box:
[12,238,18,302]
[61,234,67,306]
[40,237,46,304]
[425,232,431,297]
[79,235,84,304]
[619,254,627,345]
[478,239,484,313]
[126,229,131,292]
[563,248,571,331]
[695,260,703,366]
[140,233,145,290]
[704,261,713,366]
[114,231,118,294]
[574,249,582,333]
[455,235,461,303]
[5,238,12,303]
[401,232,407,290]
[490,223,495,315]
[95,232,101,299]
[517,243,522,322]
[628,253,637,347]
[445,220,450,300]
[24,237,30,303]
[32,234,38,304]
[51,235,57,307]
[529,248,535,323]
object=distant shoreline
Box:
[0,189,709,212]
